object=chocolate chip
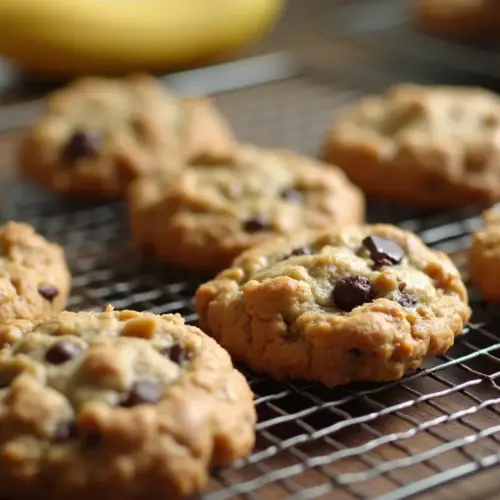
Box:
[120,379,162,407]
[243,215,271,233]
[83,431,101,448]
[398,291,418,308]
[53,421,77,442]
[349,348,363,357]
[280,187,303,203]
[282,246,312,261]
[131,118,148,139]
[37,285,59,302]
[45,341,82,365]
[290,247,311,257]
[161,344,192,364]
[333,276,374,312]
[62,130,102,163]
[362,235,404,267]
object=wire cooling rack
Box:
[2,3,500,495]
[1,75,498,500]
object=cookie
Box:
[196,224,470,387]
[322,84,500,206]
[0,222,70,322]
[414,0,500,37]
[19,74,236,198]
[468,206,500,301]
[0,306,255,500]
[128,144,365,271]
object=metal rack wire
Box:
[6,183,495,500]
[2,2,500,497]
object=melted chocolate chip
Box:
[283,246,313,261]
[349,348,363,357]
[362,235,404,267]
[53,421,77,442]
[291,247,312,256]
[62,130,102,163]
[243,215,271,233]
[280,187,303,204]
[131,118,148,139]
[161,344,192,364]
[83,431,101,448]
[333,276,374,312]
[281,245,312,261]
[121,379,162,407]
[398,291,418,308]
[45,341,82,365]
[37,285,59,302]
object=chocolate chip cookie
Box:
[322,84,500,206]
[129,144,365,271]
[0,222,70,322]
[196,224,470,387]
[414,0,500,37]
[0,306,255,500]
[468,206,500,301]
[19,74,235,198]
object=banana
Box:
[0,0,284,76]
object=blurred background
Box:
[0,0,499,100]
[1,0,499,122]
[1,0,499,213]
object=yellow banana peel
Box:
[0,0,284,76]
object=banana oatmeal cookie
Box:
[129,144,365,271]
[468,206,500,301]
[196,224,470,387]
[19,74,235,198]
[0,306,255,500]
[323,84,500,206]
[0,221,70,322]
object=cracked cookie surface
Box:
[0,306,255,500]
[20,74,235,198]
[196,224,470,387]
[129,144,365,271]
[0,222,70,322]
[323,84,500,206]
[468,206,500,301]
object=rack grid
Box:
[2,2,500,497]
